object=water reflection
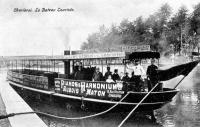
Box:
[27,100,162,127]
[156,66,200,127]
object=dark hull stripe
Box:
[9,81,170,105]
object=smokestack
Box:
[57,27,70,52]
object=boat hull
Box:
[9,81,178,112]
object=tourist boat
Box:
[6,50,198,114]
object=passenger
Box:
[112,69,120,82]
[92,67,103,81]
[104,66,112,80]
[106,75,115,83]
[74,66,84,80]
[130,71,137,81]
[119,72,124,80]
[122,72,130,82]
[126,60,145,91]
[129,71,137,91]
[147,59,158,91]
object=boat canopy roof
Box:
[4,52,128,61]
[4,51,160,61]
[128,51,160,60]
[192,52,200,56]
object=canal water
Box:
[1,66,200,127]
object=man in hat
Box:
[147,59,158,91]
[74,66,84,80]
[112,69,120,82]
[122,72,130,82]
[104,66,112,80]
[92,67,103,81]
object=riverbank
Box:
[0,72,47,127]
[0,93,11,127]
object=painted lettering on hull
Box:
[86,89,106,97]
[55,79,125,99]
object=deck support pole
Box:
[16,60,17,70]
[118,82,160,127]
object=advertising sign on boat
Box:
[55,79,125,99]
[121,45,150,52]
[64,52,126,59]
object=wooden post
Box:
[64,60,70,77]
[41,60,42,71]
[58,61,59,73]
[29,60,31,70]
[101,59,103,74]
[12,60,13,70]
[16,60,17,70]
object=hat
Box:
[135,59,139,62]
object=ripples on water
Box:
[156,66,200,127]
[26,101,161,127]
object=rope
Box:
[118,82,160,127]
[173,76,186,89]
[117,67,190,126]
[0,92,130,120]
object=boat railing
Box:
[123,79,163,92]
[7,69,164,101]
[122,79,148,92]
[7,69,49,90]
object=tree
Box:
[167,6,188,53]
[186,3,200,51]
[80,42,89,50]
[118,19,136,44]
[157,3,172,31]
[190,3,200,35]
[144,3,172,52]
[81,2,200,56]
[101,24,122,49]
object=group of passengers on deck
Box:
[73,59,159,92]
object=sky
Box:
[0,0,200,56]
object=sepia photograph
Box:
[1,0,200,127]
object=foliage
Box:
[80,2,200,55]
